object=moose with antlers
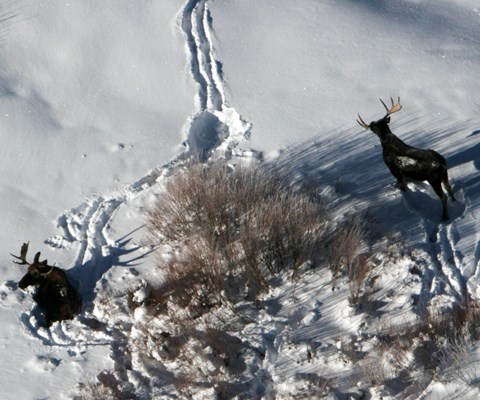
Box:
[13,242,81,327]
[357,97,455,220]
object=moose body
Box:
[14,243,81,327]
[357,98,455,220]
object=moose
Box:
[13,242,81,327]
[357,97,455,220]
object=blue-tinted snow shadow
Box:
[186,110,229,161]
[448,141,480,170]
[402,182,465,225]
[68,226,156,309]
[442,127,480,218]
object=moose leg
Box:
[442,172,456,201]
[390,169,407,191]
[397,179,407,192]
[430,180,449,221]
[387,164,407,191]
[44,312,53,328]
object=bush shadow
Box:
[68,226,156,308]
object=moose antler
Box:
[380,96,402,117]
[356,114,369,129]
[357,96,402,130]
[12,242,49,268]
[11,242,30,265]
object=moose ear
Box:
[385,116,391,123]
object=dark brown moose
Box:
[13,242,81,327]
[357,97,455,220]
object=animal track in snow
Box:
[24,0,255,355]
[182,0,224,111]
[46,0,253,306]
[414,187,469,311]
[181,0,252,161]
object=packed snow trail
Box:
[181,0,252,160]
[182,0,225,111]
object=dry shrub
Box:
[145,162,327,396]
[376,320,419,370]
[347,254,375,310]
[148,162,278,244]
[328,218,365,288]
[202,328,246,373]
[358,334,418,392]
[161,238,226,318]
[326,218,379,311]
[290,373,333,399]
[451,299,480,340]
[371,299,480,384]
[358,352,389,386]
[73,376,121,400]
[423,299,480,343]
[147,162,327,309]
[258,193,325,275]
[166,329,247,397]
[438,337,480,388]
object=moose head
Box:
[357,97,455,220]
[357,97,403,142]
[13,242,81,327]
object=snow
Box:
[0,0,479,399]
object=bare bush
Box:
[376,321,418,370]
[160,238,226,318]
[422,299,480,344]
[347,254,375,310]
[147,162,327,309]
[358,352,389,386]
[144,162,328,397]
[147,162,279,245]
[289,373,333,399]
[451,299,480,340]
[73,377,119,400]
[256,193,326,275]
[327,218,365,288]
[370,299,480,388]
[438,337,480,388]
[326,218,379,312]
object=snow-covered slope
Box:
[0,1,194,398]
[0,0,480,399]
[213,0,480,335]
[0,0,194,263]
[213,0,480,151]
